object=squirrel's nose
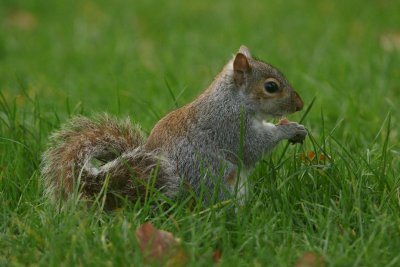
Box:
[294,91,304,111]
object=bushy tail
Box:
[41,114,179,208]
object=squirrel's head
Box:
[232,45,304,118]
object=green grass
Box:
[1,0,400,266]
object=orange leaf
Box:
[294,252,325,267]
[212,249,222,263]
[308,151,316,161]
[135,222,188,266]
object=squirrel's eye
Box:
[264,81,279,93]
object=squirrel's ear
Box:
[233,53,250,86]
[238,45,252,58]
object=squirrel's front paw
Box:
[277,122,307,144]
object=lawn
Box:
[1,0,399,266]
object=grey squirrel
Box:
[41,46,307,208]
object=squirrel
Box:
[41,46,307,208]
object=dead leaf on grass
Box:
[295,252,325,267]
[135,222,188,266]
[4,10,37,31]
[380,32,400,52]
[299,151,331,164]
[212,249,222,264]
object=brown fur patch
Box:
[250,82,285,101]
[146,104,197,151]
[225,169,237,186]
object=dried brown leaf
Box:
[135,222,188,266]
[380,32,400,52]
[4,10,37,31]
[212,249,222,264]
[295,252,325,267]
[308,151,316,161]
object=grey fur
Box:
[147,46,307,201]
